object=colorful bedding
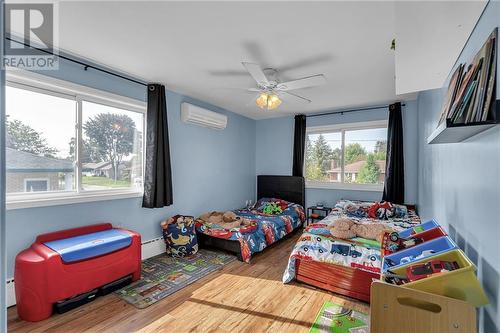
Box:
[196,198,305,262]
[283,200,420,283]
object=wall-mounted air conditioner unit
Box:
[180,102,227,130]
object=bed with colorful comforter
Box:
[283,200,420,302]
[196,198,305,263]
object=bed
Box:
[283,200,421,302]
[196,175,306,262]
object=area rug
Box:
[309,301,370,333]
[115,249,236,309]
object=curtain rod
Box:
[5,36,148,87]
[306,103,406,118]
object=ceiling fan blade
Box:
[242,62,269,87]
[281,91,312,103]
[216,87,260,92]
[276,74,326,91]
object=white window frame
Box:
[6,69,147,210]
[24,178,50,192]
[305,120,388,192]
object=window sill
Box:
[305,181,384,192]
[6,190,143,210]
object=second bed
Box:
[283,200,421,302]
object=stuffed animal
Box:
[329,218,394,242]
[198,211,248,229]
[368,201,394,220]
[329,218,357,239]
[262,202,283,215]
[223,211,238,222]
[351,223,393,243]
[199,211,224,224]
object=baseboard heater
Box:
[54,274,133,314]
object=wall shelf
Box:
[427,100,499,144]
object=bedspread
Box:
[283,200,420,283]
[196,199,305,262]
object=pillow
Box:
[366,201,408,219]
[392,204,408,218]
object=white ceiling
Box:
[54,1,405,119]
[395,1,487,95]
[10,1,484,119]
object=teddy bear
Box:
[329,218,357,239]
[329,218,393,242]
[199,211,249,229]
[199,211,223,224]
[351,223,392,243]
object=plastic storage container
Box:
[383,236,458,272]
[398,219,440,238]
[387,249,488,307]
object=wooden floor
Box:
[7,233,369,333]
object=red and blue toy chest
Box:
[15,223,141,322]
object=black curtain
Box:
[142,84,173,208]
[383,102,405,204]
[292,115,306,177]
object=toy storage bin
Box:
[388,249,488,307]
[409,226,447,242]
[395,225,447,248]
[398,219,440,238]
[383,236,458,272]
[161,215,198,257]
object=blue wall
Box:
[0,0,7,328]
[5,59,256,277]
[416,2,500,332]
[255,102,418,209]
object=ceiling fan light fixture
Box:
[267,94,281,110]
[256,93,269,109]
[255,92,282,110]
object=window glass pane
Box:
[305,131,342,182]
[25,179,49,192]
[344,128,387,184]
[81,101,144,191]
[6,86,76,194]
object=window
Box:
[304,120,388,190]
[6,70,146,209]
[81,101,143,191]
[24,179,49,192]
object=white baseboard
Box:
[6,236,166,308]
[141,236,166,260]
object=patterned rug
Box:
[115,249,236,309]
[309,301,370,333]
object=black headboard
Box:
[257,175,305,208]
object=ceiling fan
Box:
[241,62,327,110]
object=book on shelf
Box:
[470,36,493,122]
[438,28,497,127]
[482,33,497,122]
[438,63,464,125]
[448,62,478,123]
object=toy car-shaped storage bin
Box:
[383,236,458,272]
[398,219,444,239]
[387,249,488,307]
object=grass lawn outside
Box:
[82,176,131,188]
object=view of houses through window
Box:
[6,83,144,196]
[305,125,387,186]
